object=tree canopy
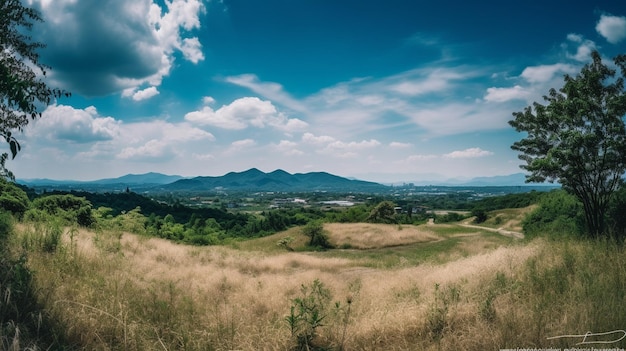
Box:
[509,51,626,237]
[0,0,68,179]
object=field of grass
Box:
[6,209,626,350]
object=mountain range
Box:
[17,169,550,193]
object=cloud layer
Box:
[27,0,205,97]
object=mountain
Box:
[162,168,387,192]
[90,172,184,185]
[18,172,185,192]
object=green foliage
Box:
[434,212,466,223]
[302,221,332,250]
[286,279,332,350]
[471,190,545,212]
[0,0,69,179]
[367,201,397,223]
[522,190,584,238]
[28,194,95,227]
[510,50,626,237]
[0,212,67,349]
[0,179,30,217]
[471,209,488,224]
[607,184,626,240]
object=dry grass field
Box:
[9,209,626,350]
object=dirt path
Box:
[459,222,525,239]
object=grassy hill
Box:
[4,207,626,350]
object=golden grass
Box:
[15,219,626,350]
[325,223,440,249]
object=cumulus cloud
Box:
[484,85,530,102]
[596,14,626,44]
[123,86,160,101]
[28,0,205,96]
[230,139,256,150]
[274,140,304,156]
[443,147,493,159]
[28,104,120,144]
[564,34,597,62]
[185,97,308,131]
[520,64,575,84]
[118,139,172,160]
[115,121,214,161]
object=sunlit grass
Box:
[9,216,626,350]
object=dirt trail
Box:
[459,222,525,239]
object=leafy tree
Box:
[29,194,94,227]
[366,201,397,223]
[301,221,332,249]
[471,209,488,224]
[0,178,30,216]
[509,51,626,237]
[0,0,69,179]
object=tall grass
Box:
[8,218,626,350]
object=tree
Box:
[0,178,30,216]
[366,201,397,223]
[1,0,69,179]
[509,51,626,237]
[301,220,332,249]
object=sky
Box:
[7,0,626,182]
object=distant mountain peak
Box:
[163,169,386,192]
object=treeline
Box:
[0,182,430,245]
[9,179,604,244]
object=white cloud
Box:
[28,104,120,144]
[274,140,304,156]
[596,14,626,44]
[118,139,172,160]
[302,133,336,144]
[30,0,205,96]
[389,68,466,96]
[389,142,412,148]
[185,97,308,131]
[230,139,256,150]
[520,64,575,84]
[225,74,307,112]
[328,139,381,149]
[484,85,530,102]
[443,147,493,159]
[123,86,160,101]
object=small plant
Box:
[426,284,461,341]
[277,236,295,251]
[286,279,332,350]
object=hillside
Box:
[10,208,626,350]
[162,168,388,192]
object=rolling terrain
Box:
[15,206,626,350]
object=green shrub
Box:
[522,190,584,238]
[30,194,95,227]
[286,279,332,350]
[0,180,30,217]
[302,221,332,250]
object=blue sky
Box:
[9,0,626,182]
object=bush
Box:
[0,180,30,217]
[301,221,332,250]
[31,194,95,227]
[522,190,584,238]
[471,209,488,223]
